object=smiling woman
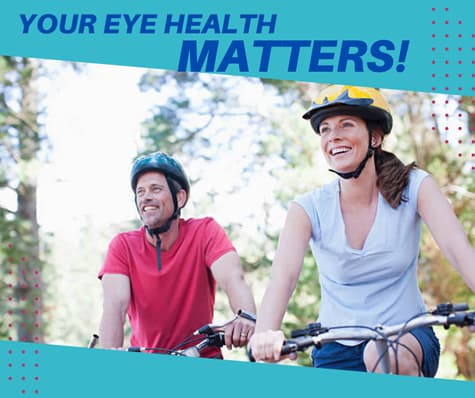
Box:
[318,115,380,177]
[248,84,475,378]
[304,85,416,208]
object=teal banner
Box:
[0,1,474,398]
[1,341,474,397]
[0,0,474,94]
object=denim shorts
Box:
[311,326,440,377]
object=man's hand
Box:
[223,317,255,349]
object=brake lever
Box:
[291,322,327,338]
[432,303,468,316]
[237,309,257,323]
[193,324,216,336]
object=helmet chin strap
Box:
[328,131,376,179]
[145,176,181,272]
[145,221,172,272]
[329,147,374,179]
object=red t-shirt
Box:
[98,217,235,358]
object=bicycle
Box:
[88,309,256,358]
[250,303,475,375]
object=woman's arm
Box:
[417,175,475,293]
[249,202,312,361]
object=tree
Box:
[0,57,46,343]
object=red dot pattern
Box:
[4,347,41,395]
[430,95,474,171]
[431,8,474,170]
[3,243,41,395]
[430,7,474,94]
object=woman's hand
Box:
[248,330,297,362]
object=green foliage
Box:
[138,70,252,157]
[0,56,48,342]
[3,63,469,376]
[0,212,17,339]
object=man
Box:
[98,151,256,358]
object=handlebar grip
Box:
[446,311,475,327]
[218,332,226,346]
[452,303,469,312]
[246,339,303,363]
[434,302,469,315]
[281,340,299,356]
[283,336,317,354]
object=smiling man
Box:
[98,151,256,358]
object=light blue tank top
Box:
[295,169,429,344]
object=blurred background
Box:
[0,58,474,379]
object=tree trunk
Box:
[11,57,44,343]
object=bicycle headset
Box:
[302,85,393,179]
[130,151,190,271]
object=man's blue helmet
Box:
[130,151,190,205]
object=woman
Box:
[248,85,475,376]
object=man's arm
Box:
[99,273,131,348]
[211,251,256,349]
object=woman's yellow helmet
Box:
[302,85,393,135]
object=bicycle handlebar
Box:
[89,308,256,358]
[280,308,475,356]
[126,331,226,356]
[249,303,475,361]
[175,332,226,357]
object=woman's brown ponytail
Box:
[374,147,416,209]
[365,120,416,209]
